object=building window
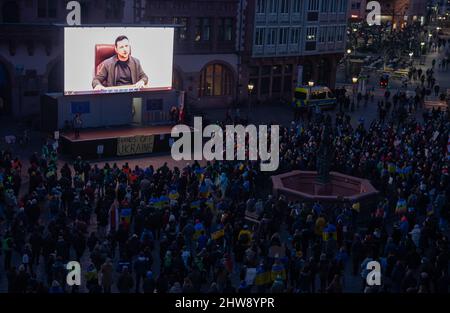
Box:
[321,0,329,12]
[38,0,57,18]
[272,76,282,93]
[219,18,233,41]
[257,0,267,13]
[340,0,347,12]
[283,64,293,92]
[305,27,317,50]
[267,28,277,45]
[319,27,326,43]
[308,0,319,11]
[174,17,188,41]
[199,64,233,97]
[306,27,317,41]
[290,27,301,44]
[249,66,260,77]
[327,26,335,42]
[280,0,289,13]
[284,75,292,92]
[255,28,266,46]
[262,66,271,75]
[351,1,361,10]
[268,0,278,13]
[279,28,288,45]
[330,0,336,12]
[292,0,301,13]
[336,26,345,41]
[273,65,282,75]
[195,18,211,41]
[260,77,270,95]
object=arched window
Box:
[199,63,233,97]
[2,1,20,23]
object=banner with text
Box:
[117,135,155,156]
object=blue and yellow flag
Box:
[169,190,179,200]
[270,264,286,282]
[211,228,224,241]
[206,198,215,211]
[255,267,271,286]
[191,200,202,209]
[160,195,170,207]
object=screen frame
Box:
[63,25,176,96]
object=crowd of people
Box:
[1,95,449,293]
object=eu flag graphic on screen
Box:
[71,102,90,114]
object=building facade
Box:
[240,0,348,105]
[0,0,240,116]
[0,0,349,118]
[348,0,367,22]
[378,0,428,28]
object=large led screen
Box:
[64,27,174,95]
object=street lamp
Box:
[420,41,425,56]
[346,49,352,81]
[352,77,358,99]
[308,81,314,97]
[247,83,254,115]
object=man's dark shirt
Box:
[116,60,133,86]
[92,55,148,89]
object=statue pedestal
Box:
[314,181,332,196]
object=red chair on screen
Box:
[94,44,116,75]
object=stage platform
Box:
[60,125,178,159]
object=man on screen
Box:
[92,36,149,90]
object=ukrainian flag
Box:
[149,197,162,208]
[323,224,337,241]
[270,264,286,282]
[169,190,180,200]
[195,168,205,181]
[211,228,224,240]
[191,200,202,209]
[199,184,210,199]
[160,195,170,207]
[388,163,396,174]
[255,267,271,286]
[206,198,215,211]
